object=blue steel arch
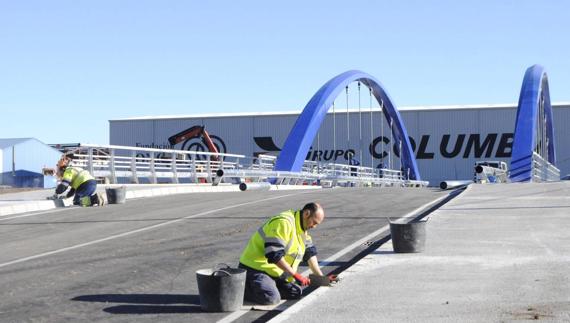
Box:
[274,70,421,181]
[509,64,556,182]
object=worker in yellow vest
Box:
[54,155,105,207]
[239,202,336,305]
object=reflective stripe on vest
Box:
[239,210,306,281]
[257,213,297,280]
[257,225,294,255]
[65,167,94,189]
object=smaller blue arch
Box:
[509,64,556,182]
[274,70,421,180]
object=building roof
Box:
[0,138,33,149]
[109,102,570,122]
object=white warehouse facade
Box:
[109,103,570,185]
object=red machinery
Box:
[168,125,220,161]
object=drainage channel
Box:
[219,187,465,323]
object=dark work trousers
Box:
[238,263,302,305]
[72,179,97,205]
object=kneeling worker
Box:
[54,156,105,206]
[239,202,335,305]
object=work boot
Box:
[88,193,106,206]
[80,196,92,207]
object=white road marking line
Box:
[0,192,304,270]
[0,207,78,221]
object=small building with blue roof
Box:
[0,138,61,188]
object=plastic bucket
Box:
[196,265,246,312]
[389,220,426,253]
[106,186,126,204]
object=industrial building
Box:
[0,138,60,188]
[109,103,570,185]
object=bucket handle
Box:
[212,269,232,277]
[212,263,232,276]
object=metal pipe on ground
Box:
[239,182,271,192]
[439,180,472,190]
[212,169,224,186]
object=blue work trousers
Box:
[239,263,302,305]
[73,179,97,205]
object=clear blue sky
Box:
[1,0,569,144]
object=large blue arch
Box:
[274,70,421,181]
[509,64,556,182]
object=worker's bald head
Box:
[301,202,324,230]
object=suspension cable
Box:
[399,140,402,177]
[346,85,350,165]
[333,101,336,162]
[540,96,548,161]
[380,99,384,170]
[369,87,373,170]
[358,82,362,166]
[388,118,394,169]
[317,130,320,172]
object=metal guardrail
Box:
[532,152,560,182]
[67,144,245,184]
[64,144,428,188]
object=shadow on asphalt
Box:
[103,304,203,314]
[72,294,202,315]
[369,250,394,255]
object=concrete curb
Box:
[0,200,58,217]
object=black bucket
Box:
[105,186,126,204]
[389,220,427,253]
[196,265,246,312]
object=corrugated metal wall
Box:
[109,104,570,185]
[553,107,570,172]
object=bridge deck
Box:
[0,187,446,322]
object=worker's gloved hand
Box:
[327,274,339,283]
[66,188,75,198]
[293,273,311,287]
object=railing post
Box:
[191,155,197,183]
[171,152,179,184]
[206,158,212,183]
[150,152,157,184]
[87,147,94,175]
[109,149,117,184]
[131,151,139,184]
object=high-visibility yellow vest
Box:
[239,209,314,282]
[61,167,95,189]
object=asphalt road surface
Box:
[0,187,449,323]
